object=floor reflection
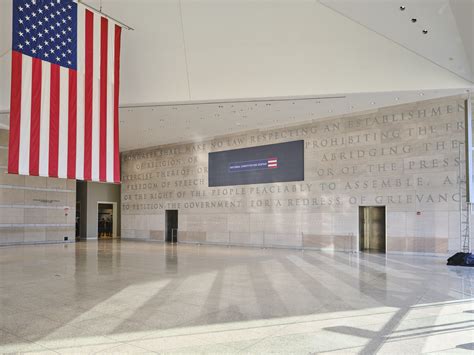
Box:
[165,243,178,273]
[0,241,473,353]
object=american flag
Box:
[9,0,122,183]
[268,158,277,169]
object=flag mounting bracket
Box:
[74,0,135,31]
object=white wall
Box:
[101,0,473,106]
[0,0,12,112]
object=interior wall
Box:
[76,181,121,239]
[0,129,76,245]
[121,95,467,254]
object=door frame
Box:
[358,206,387,253]
[97,201,118,239]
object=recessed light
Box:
[395,97,400,101]
[422,29,428,34]
[400,5,406,11]
[411,18,417,23]
[328,109,333,113]
[419,92,424,96]
[371,102,376,105]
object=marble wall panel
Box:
[386,211,407,237]
[150,230,164,241]
[0,188,26,205]
[0,169,25,186]
[0,149,8,166]
[0,129,76,245]
[0,228,25,244]
[23,228,47,243]
[24,176,47,188]
[0,207,24,224]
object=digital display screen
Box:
[208,140,304,187]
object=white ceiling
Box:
[319,0,474,82]
[119,89,466,151]
[0,0,473,152]
[93,0,473,151]
[1,0,472,112]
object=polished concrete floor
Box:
[0,241,473,354]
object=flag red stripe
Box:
[29,58,42,176]
[67,69,77,179]
[48,64,60,178]
[114,25,122,183]
[99,17,108,182]
[84,9,94,181]
[8,51,22,174]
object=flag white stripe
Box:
[106,20,115,182]
[91,13,101,181]
[19,55,32,175]
[57,67,69,179]
[75,5,85,180]
[39,61,51,177]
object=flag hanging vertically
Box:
[9,0,122,183]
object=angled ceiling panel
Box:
[320,0,474,82]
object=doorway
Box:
[75,201,80,240]
[359,206,386,253]
[166,210,178,243]
[97,203,116,239]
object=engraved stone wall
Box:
[121,96,468,253]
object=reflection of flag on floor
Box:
[268,158,278,169]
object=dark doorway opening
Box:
[359,206,386,253]
[166,210,178,243]
[75,201,80,240]
[98,203,114,239]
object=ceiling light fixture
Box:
[411,18,417,23]
[419,92,424,96]
[422,29,428,34]
[400,6,406,11]
[395,97,400,101]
